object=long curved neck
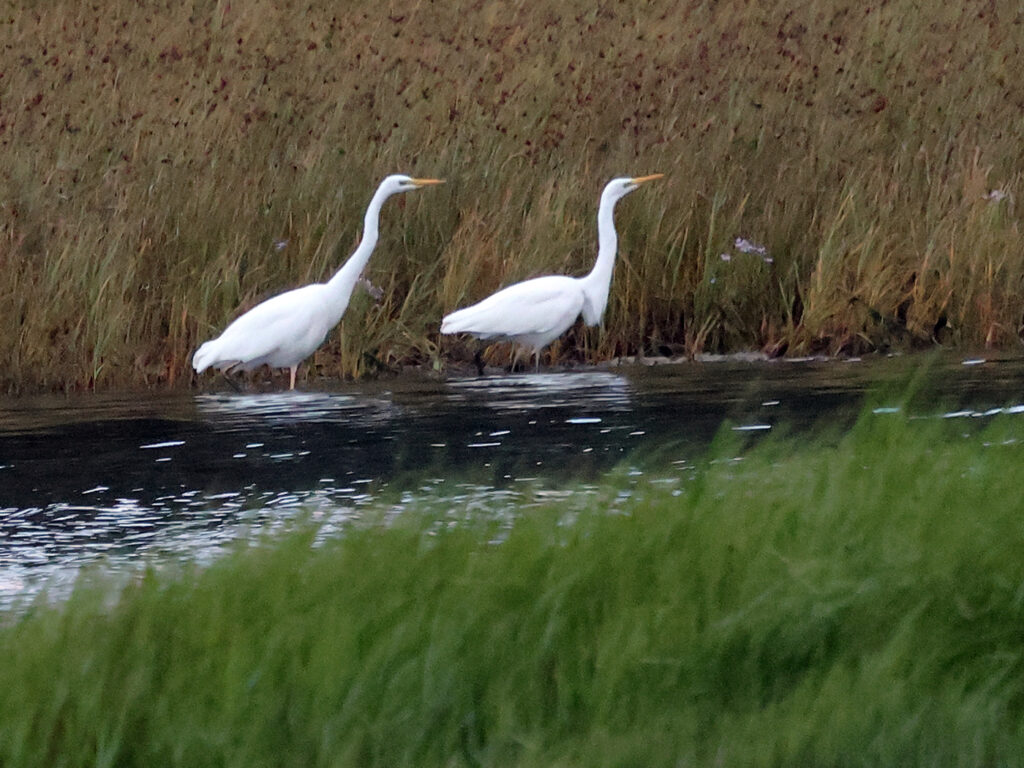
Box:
[324,184,391,321]
[579,190,620,321]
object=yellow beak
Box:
[410,178,446,187]
[631,173,664,185]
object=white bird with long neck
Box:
[193,174,444,389]
[440,174,662,368]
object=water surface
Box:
[2,354,1022,608]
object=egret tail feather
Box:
[192,340,220,373]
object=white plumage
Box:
[193,174,443,389]
[440,174,662,367]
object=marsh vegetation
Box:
[4,1,1024,392]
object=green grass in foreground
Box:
[2,412,1024,766]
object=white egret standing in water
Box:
[440,174,662,369]
[193,174,444,389]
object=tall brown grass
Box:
[3,0,1022,392]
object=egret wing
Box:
[441,276,584,339]
[205,286,324,366]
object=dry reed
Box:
[3,0,1023,392]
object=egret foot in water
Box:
[473,349,487,377]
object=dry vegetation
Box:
[3,0,1024,392]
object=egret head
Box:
[381,174,446,195]
[602,173,664,204]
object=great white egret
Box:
[440,174,662,369]
[193,174,444,389]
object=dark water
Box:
[2,354,1023,608]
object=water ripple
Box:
[4,356,1024,609]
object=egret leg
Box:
[289,366,297,390]
[473,349,486,377]
[506,346,522,374]
[223,362,244,392]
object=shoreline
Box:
[3,348,1020,402]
